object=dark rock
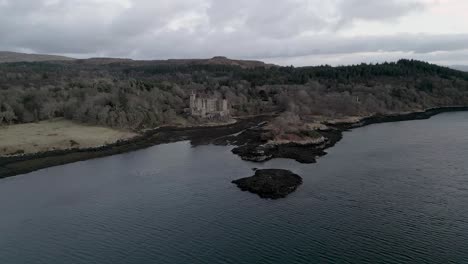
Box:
[232,145,273,162]
[232,169,303,199]
[229,128,343,164]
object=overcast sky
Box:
[1,0,467,66]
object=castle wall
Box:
[189,93,230,118]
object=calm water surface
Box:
[1,112,468,264]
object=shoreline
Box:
[0,116,271,179]
[331,106,468,129]
[1,106,467,179]
[225,106,468,164]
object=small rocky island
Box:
[232,169,303,199]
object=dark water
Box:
[1,112,468,264]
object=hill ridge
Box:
[0,51,75,63]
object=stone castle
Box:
[189,91,230,118]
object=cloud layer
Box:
[1,0,467,65]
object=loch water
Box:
[1,112,468,264]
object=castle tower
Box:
[222,99,228,112]
[189,91,196,110]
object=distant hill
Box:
[163,56,276,68]
[0,51,74,63]
[451,65,468,72]
[0,51,273,68]
[76,56,275,69]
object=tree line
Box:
[1,59,467,129]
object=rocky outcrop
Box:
[232,169,303,199]
[226,107,468,165]
[232,145,273,162]
[229,128,343,164]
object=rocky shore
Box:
[227,129,342,164]
[1,106,467,179]
[232,169,303,199]
[220,106,468,164]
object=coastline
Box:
[1,106,467,179]
[0,116,271,179]
[224,106,468,164]
[331,106,468,129]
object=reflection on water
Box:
[1,112,468,264]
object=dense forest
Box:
[1,58,468,130]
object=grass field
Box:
[0,119,137,156]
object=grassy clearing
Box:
[0,119,137,156]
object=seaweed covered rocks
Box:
[232,169,303,199]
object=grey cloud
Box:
[110,0,205,36]
[207,0,330,38]
[123,31,468,59]
[207,0,427,38]
[0,0,117,53]
[0,0,465,65]
[336,0,426,26]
